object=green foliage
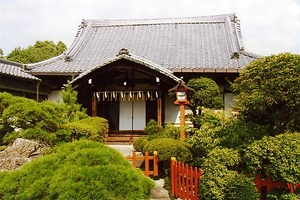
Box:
[144,119,164,140]
[0,88,90,145]
[61,85,88,122]
[186,109,225,166]
[243,132,300,184]
[64,117,108,142]
[133,137,148,152]
[0,140,154,199]
[267,188,300,200]
[143,138,192,163]
[199,148,258,200]
[187,77,223,110]
[187,108,268,166]
[6,40,67,64]
[187,77,223,127]
[163,123,180,140]
[1,100,64,132]
[232,53,300,135]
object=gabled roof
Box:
[0,59,40,81]
[28,13,260,74]
[70,49,182,86]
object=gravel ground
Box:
[107,144,135,156]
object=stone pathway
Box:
[107,144,170,200]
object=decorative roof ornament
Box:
[117,48,130,57]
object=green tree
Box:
[187,77,223,127]
[0,48,3,58]
[0,140,154,199]
[232,53,300,136]
[6,40,67,64]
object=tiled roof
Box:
[70,50,182,85]
[0,59,40,81]
[29,13,260,74]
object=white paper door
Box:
[133,100,146,130]
[119,100,145,130]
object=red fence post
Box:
[171,157,177,197]
[145,151,149,176]
[153,151,158,176]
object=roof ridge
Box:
[26,54,64,69]
[83,13,236,26]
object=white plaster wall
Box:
[48,90,63,103]
[164,94,193,126]
[224,93,236,111]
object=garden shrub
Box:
[143,138,192,163]
[0,140,154,199]
[144,119,164,140]
[243,132,300,184]
[267,188,300,200]
[245,133,300,182]
[199,148,258,200]
[64,117,108,142]
[163,123,180,140]
[133,136,148,152]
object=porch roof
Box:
[69,49,182,86]
[28,13,260,75]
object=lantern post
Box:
[169,81,194,140]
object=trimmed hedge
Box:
[0,140,154,199]
[133,137,148,152]
[143,138,192,163]
[64,117,109,142]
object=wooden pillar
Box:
[157,97,162,126]
[179,103,186,140]
[36,81,40,102]
[92,93,97,117]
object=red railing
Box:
[170,158,202,200]
[125,151,158,177]
[254,174,300,195]
[170,158,300,200]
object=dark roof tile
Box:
[0,59,40,81]
[29,13,260,74]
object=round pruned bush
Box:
[63,117,109,142]
[0,140,154,199]
[144,119,164,140]
[133,136,148,152]
[143,138,192,177]
[143,138,192,163]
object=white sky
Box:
[0,0,299,56]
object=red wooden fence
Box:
[125,151,158,177]
[170,157,202,200]
[170,158,300,200]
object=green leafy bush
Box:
[144,119,164,140]
[0,90,93,146]
[163,123,180,140]
[243,132,300,184]
[232,53,300,135]
[133,136,148,152]
[199,148,258,200]
[267,188,300,200]
[64,117,108,142]
[0,140,154,199]
[143,138,192,163]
